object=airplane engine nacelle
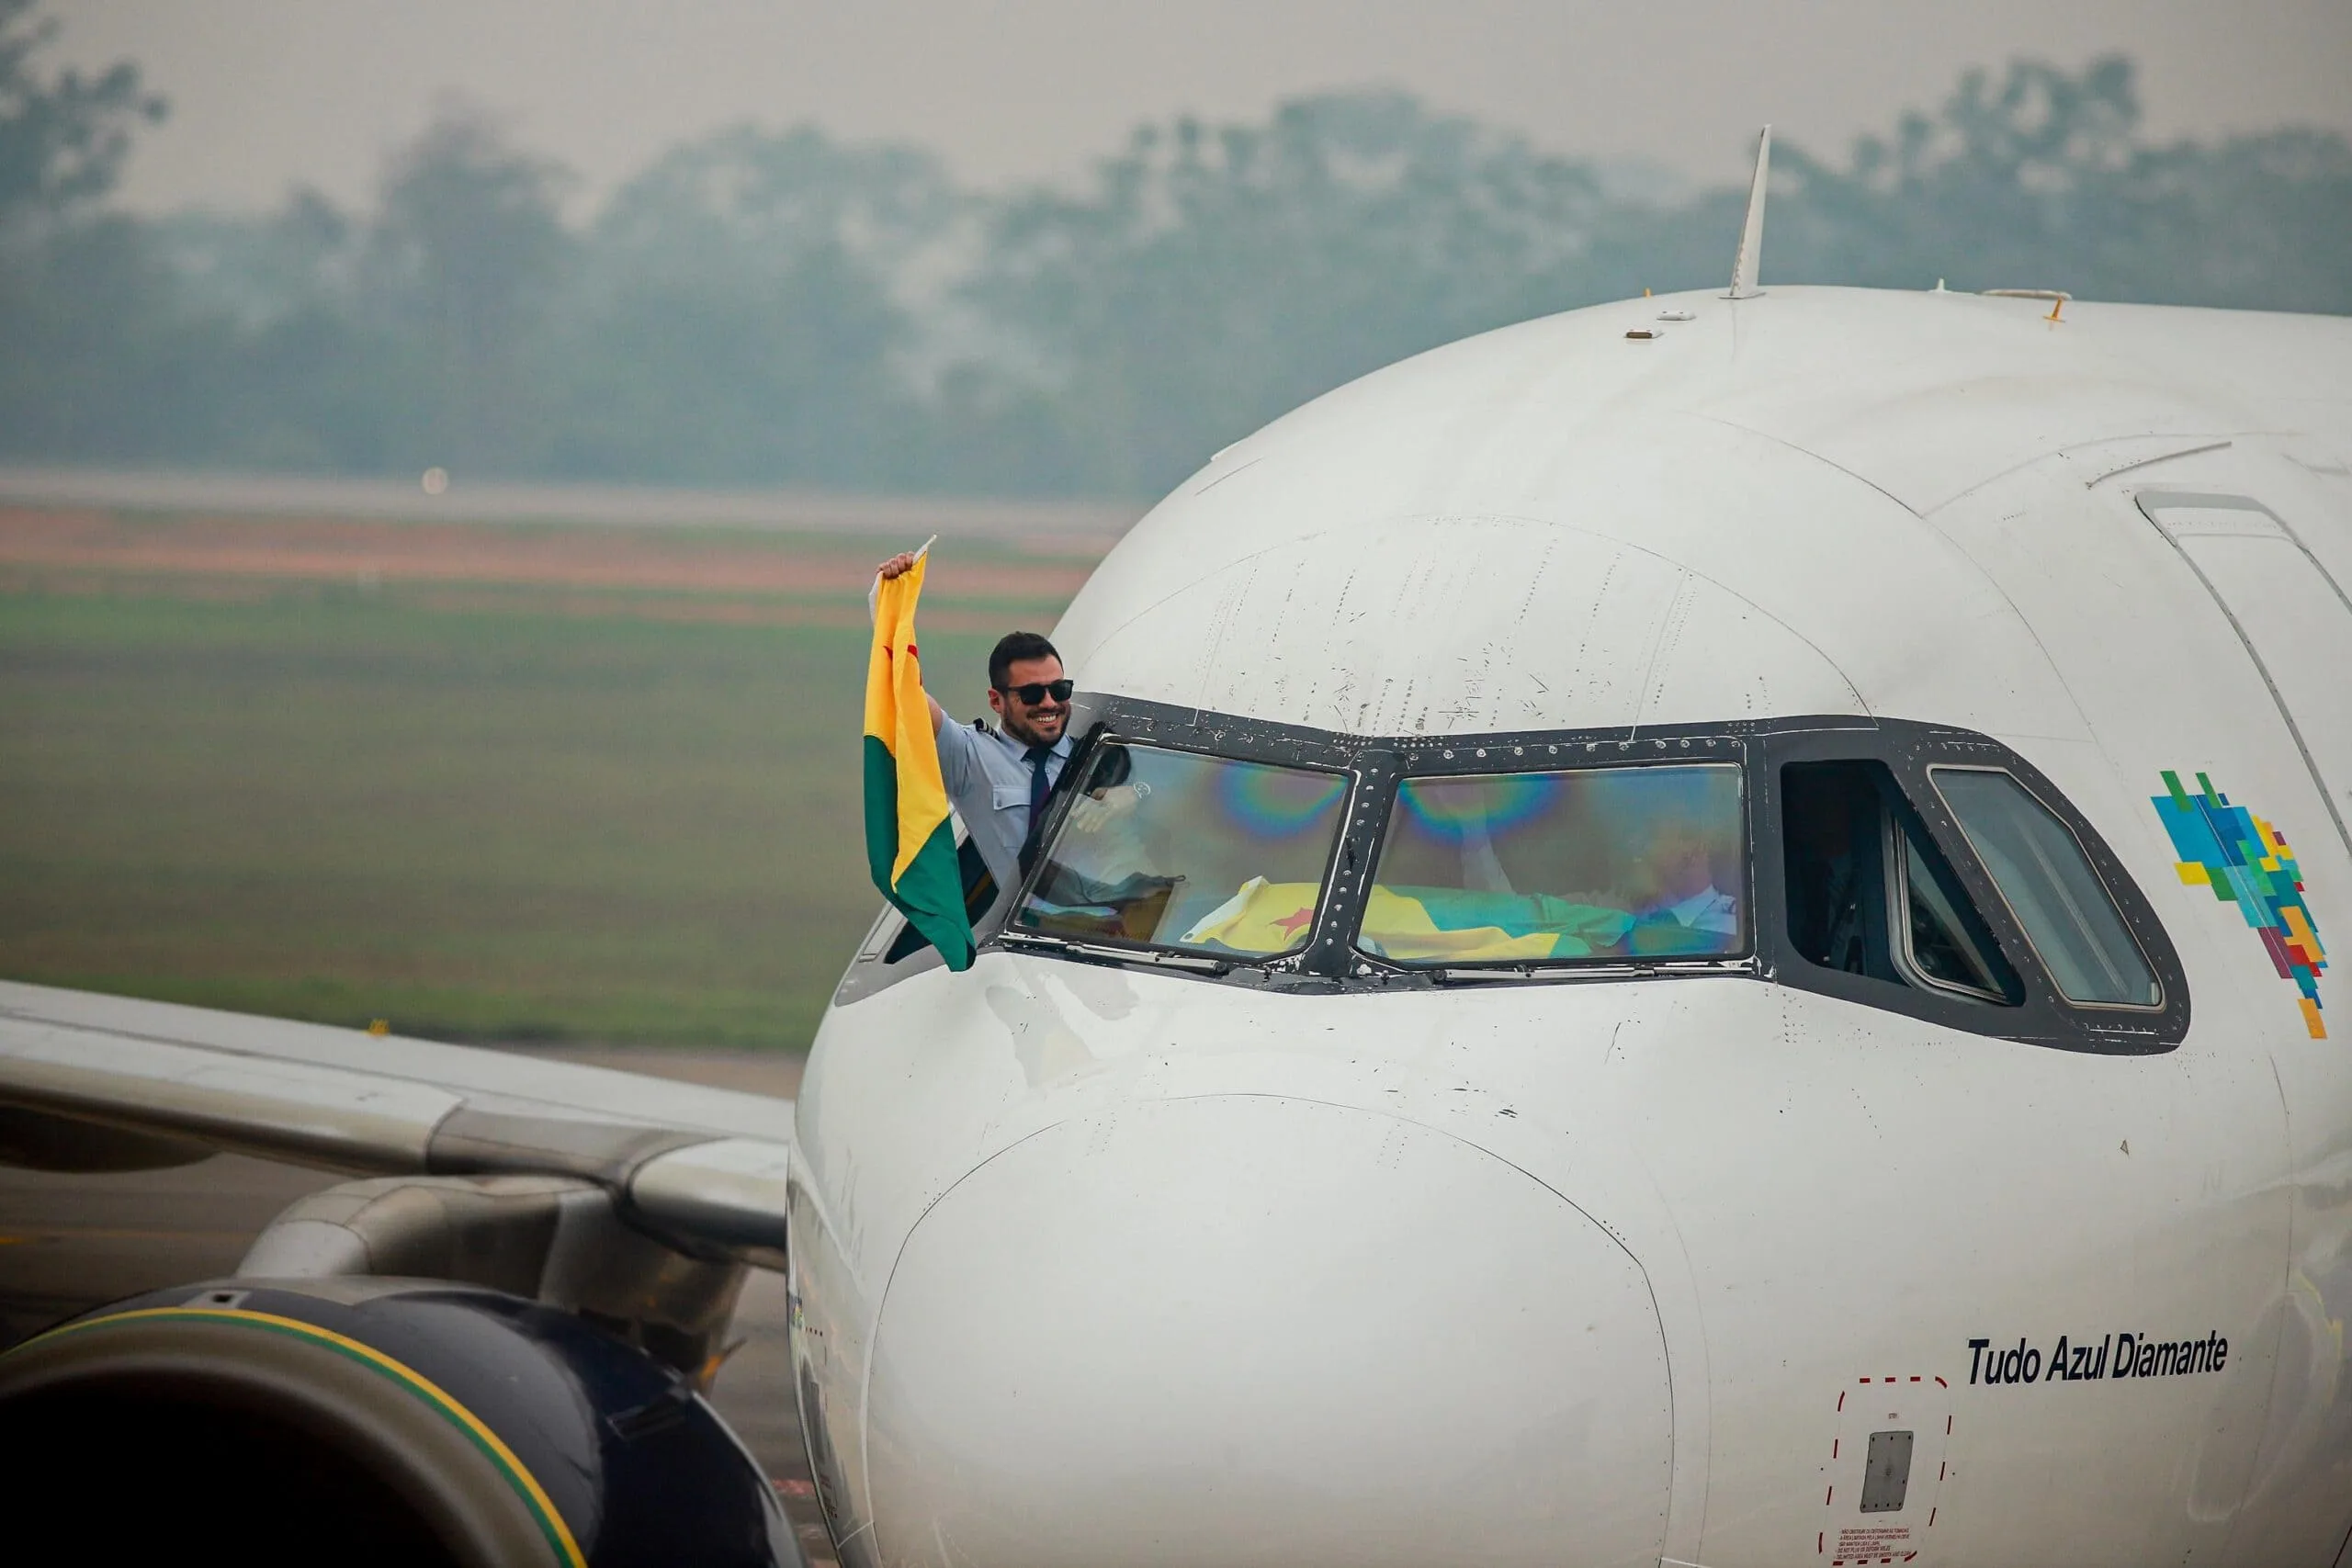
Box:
[0,1278,801,1568]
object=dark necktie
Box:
[1017,745,1053,875]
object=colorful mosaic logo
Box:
[2153,771,2327,1039]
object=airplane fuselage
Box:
[790,286,2352,1567]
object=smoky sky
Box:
[50,0,2352,214]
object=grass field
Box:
[0,508,1102,1050]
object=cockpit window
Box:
[1357,763,1746,965]
[1781,760,2020,1004]
[1929,767,2161,1008]
[831,698,2188,1050]
[1894,829,2016,1001]
[1012,742,1349,958]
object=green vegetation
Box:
[0,563,1063,1050]
[1,1,2346,498]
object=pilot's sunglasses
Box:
[998,679,1075,705]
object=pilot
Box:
[876,550,1075,902]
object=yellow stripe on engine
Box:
[9,1306,588,1568]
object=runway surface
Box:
[0,1045,839,1566]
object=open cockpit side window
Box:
[879,835,1000,964]
[1781,760,2021,1005]
[828,829,1001,1002]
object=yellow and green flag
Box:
[864,549,974,970]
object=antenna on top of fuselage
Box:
[1724,125,1771,299]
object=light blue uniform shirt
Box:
[934,718,1073,905]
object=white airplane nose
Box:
[859,1094,1672,1568]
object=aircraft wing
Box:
[0,979,793,1258]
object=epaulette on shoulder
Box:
[972,718,989,732]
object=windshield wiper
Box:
[997,931,1234,975]
[1434,956,1756,984]
[1435,962,1650,984]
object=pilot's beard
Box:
[1001,708,1066,749]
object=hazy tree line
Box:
[3,4,2347,500]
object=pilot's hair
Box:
[989,631,1060,690]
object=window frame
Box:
[1351,751,1756,976]
[1924,763,2165,1013]
[1756,719,2187,1053]
[830,695,2189,1053]
[1002,735,1360,965]
[1882,814,2014,1006]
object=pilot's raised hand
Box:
[876,551,921,581]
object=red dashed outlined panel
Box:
[1819,1372,1951,1565]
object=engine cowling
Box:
[0,1277,802,1568]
